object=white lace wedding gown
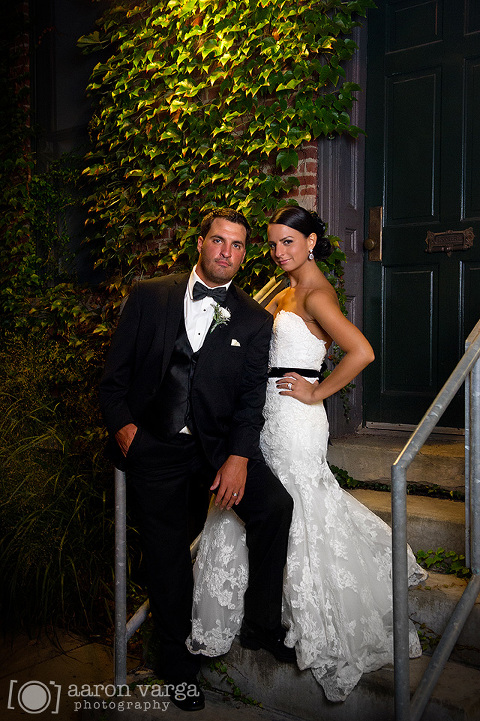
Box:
[188,310,427,701]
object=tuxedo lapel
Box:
[160,274,188,378]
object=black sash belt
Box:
[268,366,321,379]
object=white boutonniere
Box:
[210,303,231,333]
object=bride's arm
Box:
[277,289,374,405]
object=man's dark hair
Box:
[200,208,251,243]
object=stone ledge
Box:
[346,488,465,555]
[200,642,480,721]
[409,571,480,668]
[327,435,465,492]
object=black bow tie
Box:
[192,281,228,303]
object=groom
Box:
[99,208,294,711]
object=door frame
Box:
[317,23,368,438]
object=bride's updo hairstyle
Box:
[269,205,331,261]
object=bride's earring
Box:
[308,250,314,260]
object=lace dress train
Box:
[188,311,427,701]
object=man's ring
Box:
[232,492,238,497]
[288,382,292,390]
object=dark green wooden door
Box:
[364,0,480,427]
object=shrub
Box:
[0,332,116,632]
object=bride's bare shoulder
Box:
[304,283,340,314]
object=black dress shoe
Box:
[239,622,296,663]
[165,679,205,712]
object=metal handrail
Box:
[392,318,480,721]
[114,467,201,686]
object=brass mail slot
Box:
[425,227,474,255]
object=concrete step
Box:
[347,488,465,556]
[80,571,480,721]
[409,571,480,667]
[345,488,480,661]
[327,432,465,493]
[81,680,305,721]
[199,640,480,721]
[346,488,480,664]
[81,646,480,721]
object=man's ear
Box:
[197,236,204,254]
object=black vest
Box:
[147,317,200,439]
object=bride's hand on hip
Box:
[276,373,320,405]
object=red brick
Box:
[295,174,316,186]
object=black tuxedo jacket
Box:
[99,273,273,470]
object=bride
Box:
[187,205,427,702]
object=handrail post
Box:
[471,353,480,573]
[465,368,471,568]
[114,467,127,687]
[391,319,480,720]
[392,462,411,721]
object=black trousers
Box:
[126,428,293,682]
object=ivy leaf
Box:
[76,0,369,302]
[276,149,299,172]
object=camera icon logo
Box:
[7,680,61,714]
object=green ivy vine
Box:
[415,548,471,579]
[0,7,95,348]
[0,0,375,381]
[80,0,374,316]
[0,6,38,330]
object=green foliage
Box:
[0,8,38,328]
[0,0,374,634]
[330,464,362,489]
[81,0,373,305]
[0,151,95,331]
[29,158,81,280]
[415,623,441,654]
[0,8,109,350]
[330,465,466,502]
[415,548,471,579]
[0,332,115,632]
[0,11,123,632]
[208,660,262,706]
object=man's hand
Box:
[115,423,138,457]
[211,455,248,509]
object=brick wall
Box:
[286,141,318,211]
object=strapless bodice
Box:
[269,310,327,371]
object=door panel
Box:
[464,58,480,218]
[462,262,480,341]
[387,1,441,52]
[383,267,436,393]
[387,71,440,222]
[466,0,480,35]
[364,0,480,427]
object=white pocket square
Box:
[231,339,241,347]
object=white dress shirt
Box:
[184,266,232,352]
[179,267,232,434]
